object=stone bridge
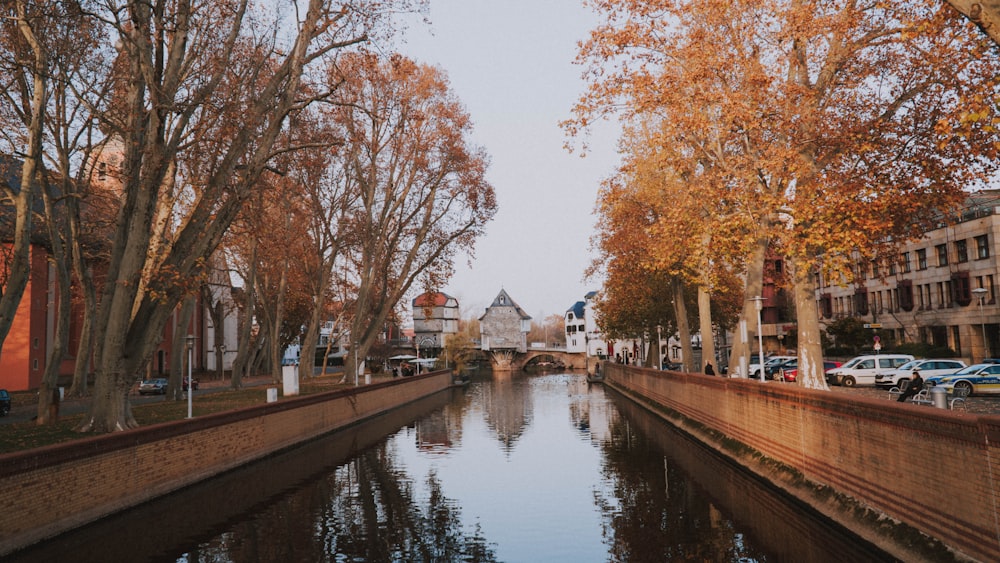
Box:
[482,347,588,372]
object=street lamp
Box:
[656,325,663,370]
[749,297,766,382]
[973,287,989,360]
[186,334,195,419]
[217,342,226,380]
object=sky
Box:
[394,1,621,322]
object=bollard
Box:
[930,386,947,409]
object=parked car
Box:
[0,389,10,416]
[874,359,966,388]
[925,363,1000,396]
[825,354,914,387]
[764,357,798,380]
[183,376,199,391]
[779,360,843,383]
[138,378,168,395]
[753,356,795,380]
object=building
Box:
[0,154,238,391]
[816,191,1000,363]
[480,289,530,352]
[564,300,586,353]
[412,291,459,352]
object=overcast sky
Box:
[394,0,621,322]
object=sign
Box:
[864,323,883,329]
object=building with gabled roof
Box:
[479,289,531,370]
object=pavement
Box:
[828,384,1000,415]
[0,373,285,425]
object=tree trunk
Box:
[944,0,1000,46]
[36,179,73,425]
[77,365,137,432]
[791,258,829,390]
[697,285,715,374]
[169,296,196,401]
[730,234,768,377]
[0,5,45,352]
[673,278,695,373]
[68,268,95,397]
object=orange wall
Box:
[605,363,1000,563]
[0,247,47,391]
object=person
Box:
[704,362,715,376]
[897,369,924,402]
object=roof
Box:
[566,301,585,318]
[412,291,456,307]
[483,288,531,320]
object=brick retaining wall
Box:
[605,363,1000,563]
[0,370,452,556]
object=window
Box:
[896,280,913,311]
[917,249,928,270]
[956,239,969,263]
[854,289,869,315]
[900,252,911,273]
[820,293,833,318]
[936,244,948,266]
[976,235,990,259]
[951,271,971,306]
[888,260,896,275]
[871,260,880,278]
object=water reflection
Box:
[11,372,890,562]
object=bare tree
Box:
[326,53,496,381]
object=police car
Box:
[924,363,1000,396]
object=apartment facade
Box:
[816,191,1000,362]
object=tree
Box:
[572,0,1000,388]
[65,0,404,432]
[327,53,496,382]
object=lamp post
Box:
[657,325,663,370]
[973,287,989,360]
[217,343,226,380]
[186,334,195,418]
[749,297,766,382]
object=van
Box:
[825,354,915,387]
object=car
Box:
[138,378,168,395]
[825,354,914,387]
[874,359,966,388]
[183,376,199,391]
[764,357,798,380]
[925,363,1000,396]
[752,356,795,380]
[0,389,10,416]
[779,360,843,383]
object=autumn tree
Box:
[573,0,1000,388]
[326,53,496,381]
[31,0,416,433]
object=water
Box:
[11,371,891,562]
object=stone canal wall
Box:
[604,363,1000,563]
[0,370,453,557]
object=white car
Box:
[874,359,966,388]
[826,354,914,387]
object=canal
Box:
[12,371,892,562]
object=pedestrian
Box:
[704,362,715,376]
[896,369,924,402]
